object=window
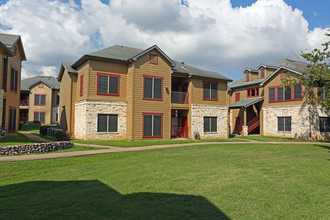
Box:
[80,75,84,96]
[318,86,327,100]
[3,58,7,92]
[56,95,60,105]
[97,114,118,132]
[247,87,259,98]
[34,112,45,123]
[35,94,46,106]
[203,82,218,100]
[143,113,162,138]
[143,75,163,100]
[38,83,44,88]
[320,117,330,132]
[149,54,158,64]
[9,107,16,132]
[55,113,58,122]
[204,117,217,132]
[245,71,250,81]
[260,68,265,79]
[278,117,291,132]
[97,73,119,96]
[10,67,18,92]
[235,93,240,102]
[269,85,302,102]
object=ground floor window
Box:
[278,117,291,132]
[319,117,330,132]
[9,108,16,132]
[34,112,45,124]
[204,116,217,132]
[97,114,118,132]
[143,113,162,138]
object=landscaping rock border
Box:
[0,142,74,156]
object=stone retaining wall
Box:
[0,142,74,156]
[191,104,228,139]
[75,100,127,140]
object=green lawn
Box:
[235,135,307,142]
[0,143,329,219]
[0,133,36,146]
[72,137,245,147]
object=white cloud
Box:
[0,0,328,81]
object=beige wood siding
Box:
[28,83,52,124]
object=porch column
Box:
[242,107,248,136]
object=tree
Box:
[285,30,330,110]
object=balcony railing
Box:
[20,100,29,106]
[171,127,188,138]
[171,91,189,104]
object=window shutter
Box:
[153,115,162,136]
[285,87,291,100]
[294,85,302,99]
[203,83,210,99]
[278,117,284,131]
[10,68,14,91]
[109,76,118,94]
[14,70,18,91]
[211,84,217,100]
[211,117,217,132]
[41,95,45,105]
[269,88,275,102]
[143,115,152,136]
[278,87,284,101]
[144,78,152,98]
[98,75,108,94]
[109,115,118,132]
[154,78,162,99]
[204,117,210,132]
[97,114,107,132]
[80,75,84,96]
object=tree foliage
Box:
[285,30,330,110]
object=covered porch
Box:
[171,109,189,139]
[229,97,263,136]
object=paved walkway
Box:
[21,132,53,143]
[1,139,329,162]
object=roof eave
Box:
[259,66,302,86]
[132,45,176,67]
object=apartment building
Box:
[58,45,232,140]
[0,33,26,135]
[20,76,60,124]
[228,59,330,140]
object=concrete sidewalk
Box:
[1,140,329,162]
[21,132,53,143]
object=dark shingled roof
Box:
[0,33,20,47]
[62,62,77,74]
[70,45,231,81]
[229,97,264,109]
[21,76,60,91]
[229,59,308,89]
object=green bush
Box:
[18,122,23,130]
[39,126,53,136]
[55,131,71,141]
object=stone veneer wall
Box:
[263,105,330,140]
[75,100,127,140]
[0,142,73,156]
[191,104,228,139]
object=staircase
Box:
[247,115,260,134]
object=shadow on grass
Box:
[316,145,330,152]
[0,180,229,219]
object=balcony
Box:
[20,100,29,106]
[171,91,189,104]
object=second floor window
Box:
[35,94,46,106]
[269,85,302,102]
[10,67,18,92]
[260,68,265,78]
[97,73,119,96]
[56,95,60,105]
[245,71,249,81]
[318,85,327,100]
[203,82,218,100]
[144,76,163,100]
[247,88,259,98]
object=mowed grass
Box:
[0,133,36,146]
[236,135,307,142]
[72,137,245,147]
[0,143,329,219]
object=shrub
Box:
[19,122,23,130]
[39,125,55,136]
[55,131,71,141]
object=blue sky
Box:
[0,0,329,81]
